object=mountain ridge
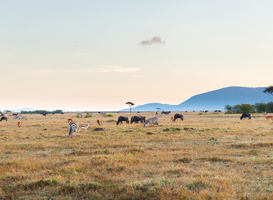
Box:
[121,86,273,111]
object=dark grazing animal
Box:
[161,111,171,114]
[240,113,251,120]
[116,116,129,125]
[12,113,18,116]
[143,117,158,127]
[173,114,183,121]
[41,113,47,116]
[0,117,8,121]
[131,116,146,124]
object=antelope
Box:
[17,121,22,128]
[97,119,101,125]
[171,116,174,121]
[68,118,73,123]
[265,112,273,121]
[78,121,90,132]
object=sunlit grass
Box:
[0,112,273,199]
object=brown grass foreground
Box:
[0,112,273,199]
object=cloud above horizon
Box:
[95,66,141,73]
[17,66,140,76]
[140,36,165,46]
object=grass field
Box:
[1,111,273,199]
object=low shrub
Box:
[102,114,113,117]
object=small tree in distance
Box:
[126,102,135,113]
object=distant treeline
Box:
[21,110,63,114]
[225,102,273,114]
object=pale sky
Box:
[1,0,273,111]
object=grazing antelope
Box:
[17,121,22,128]
[13,116,20,120]
[78,121,90,132]
[171,116,174,121]
[265,112,273,121]
[68,118,73,123]
[97,119,101,125]
[68,121,77,137]
[21,116,27,120]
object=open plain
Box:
[0,111,273,199]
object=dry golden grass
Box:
[1,112,273,199]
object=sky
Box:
[1,0,273,111]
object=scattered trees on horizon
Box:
[225,102,273,114]
[21,110,63,114]
[125,102,135,113]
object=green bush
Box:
[102,114,113,117]
[84,112,92,118]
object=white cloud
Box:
[140,36,165,46]
[131,75,146,78]
[95,66,141,73]
[18,70,55,76]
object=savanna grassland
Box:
[1,111,273,199]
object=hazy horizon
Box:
[1,1,273,111]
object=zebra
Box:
[68,121,77,137]
[143,117,159,127]
[13,116,20,120]
[21,116,27,120]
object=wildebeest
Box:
[161,111,171,114]
[205,110,209,113]
[0,117,7,121]
[116,116,129,125]
[240,113,251,120]
[12,113,18,116]
[172,114,183,121]
[131,116,146,124]
[41,113,47,116]
[143,117,158,127]
[156,112,158,115]
[0,114,4,116]
[61,112,64,115]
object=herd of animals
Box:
[0,111,273,136]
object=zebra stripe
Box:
[21,117,27,120]
[68,122,77,137]
[13,116,20,120]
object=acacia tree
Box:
[264,86,273,96]
[125,102,135,113]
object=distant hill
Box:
[121,86,273,111]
